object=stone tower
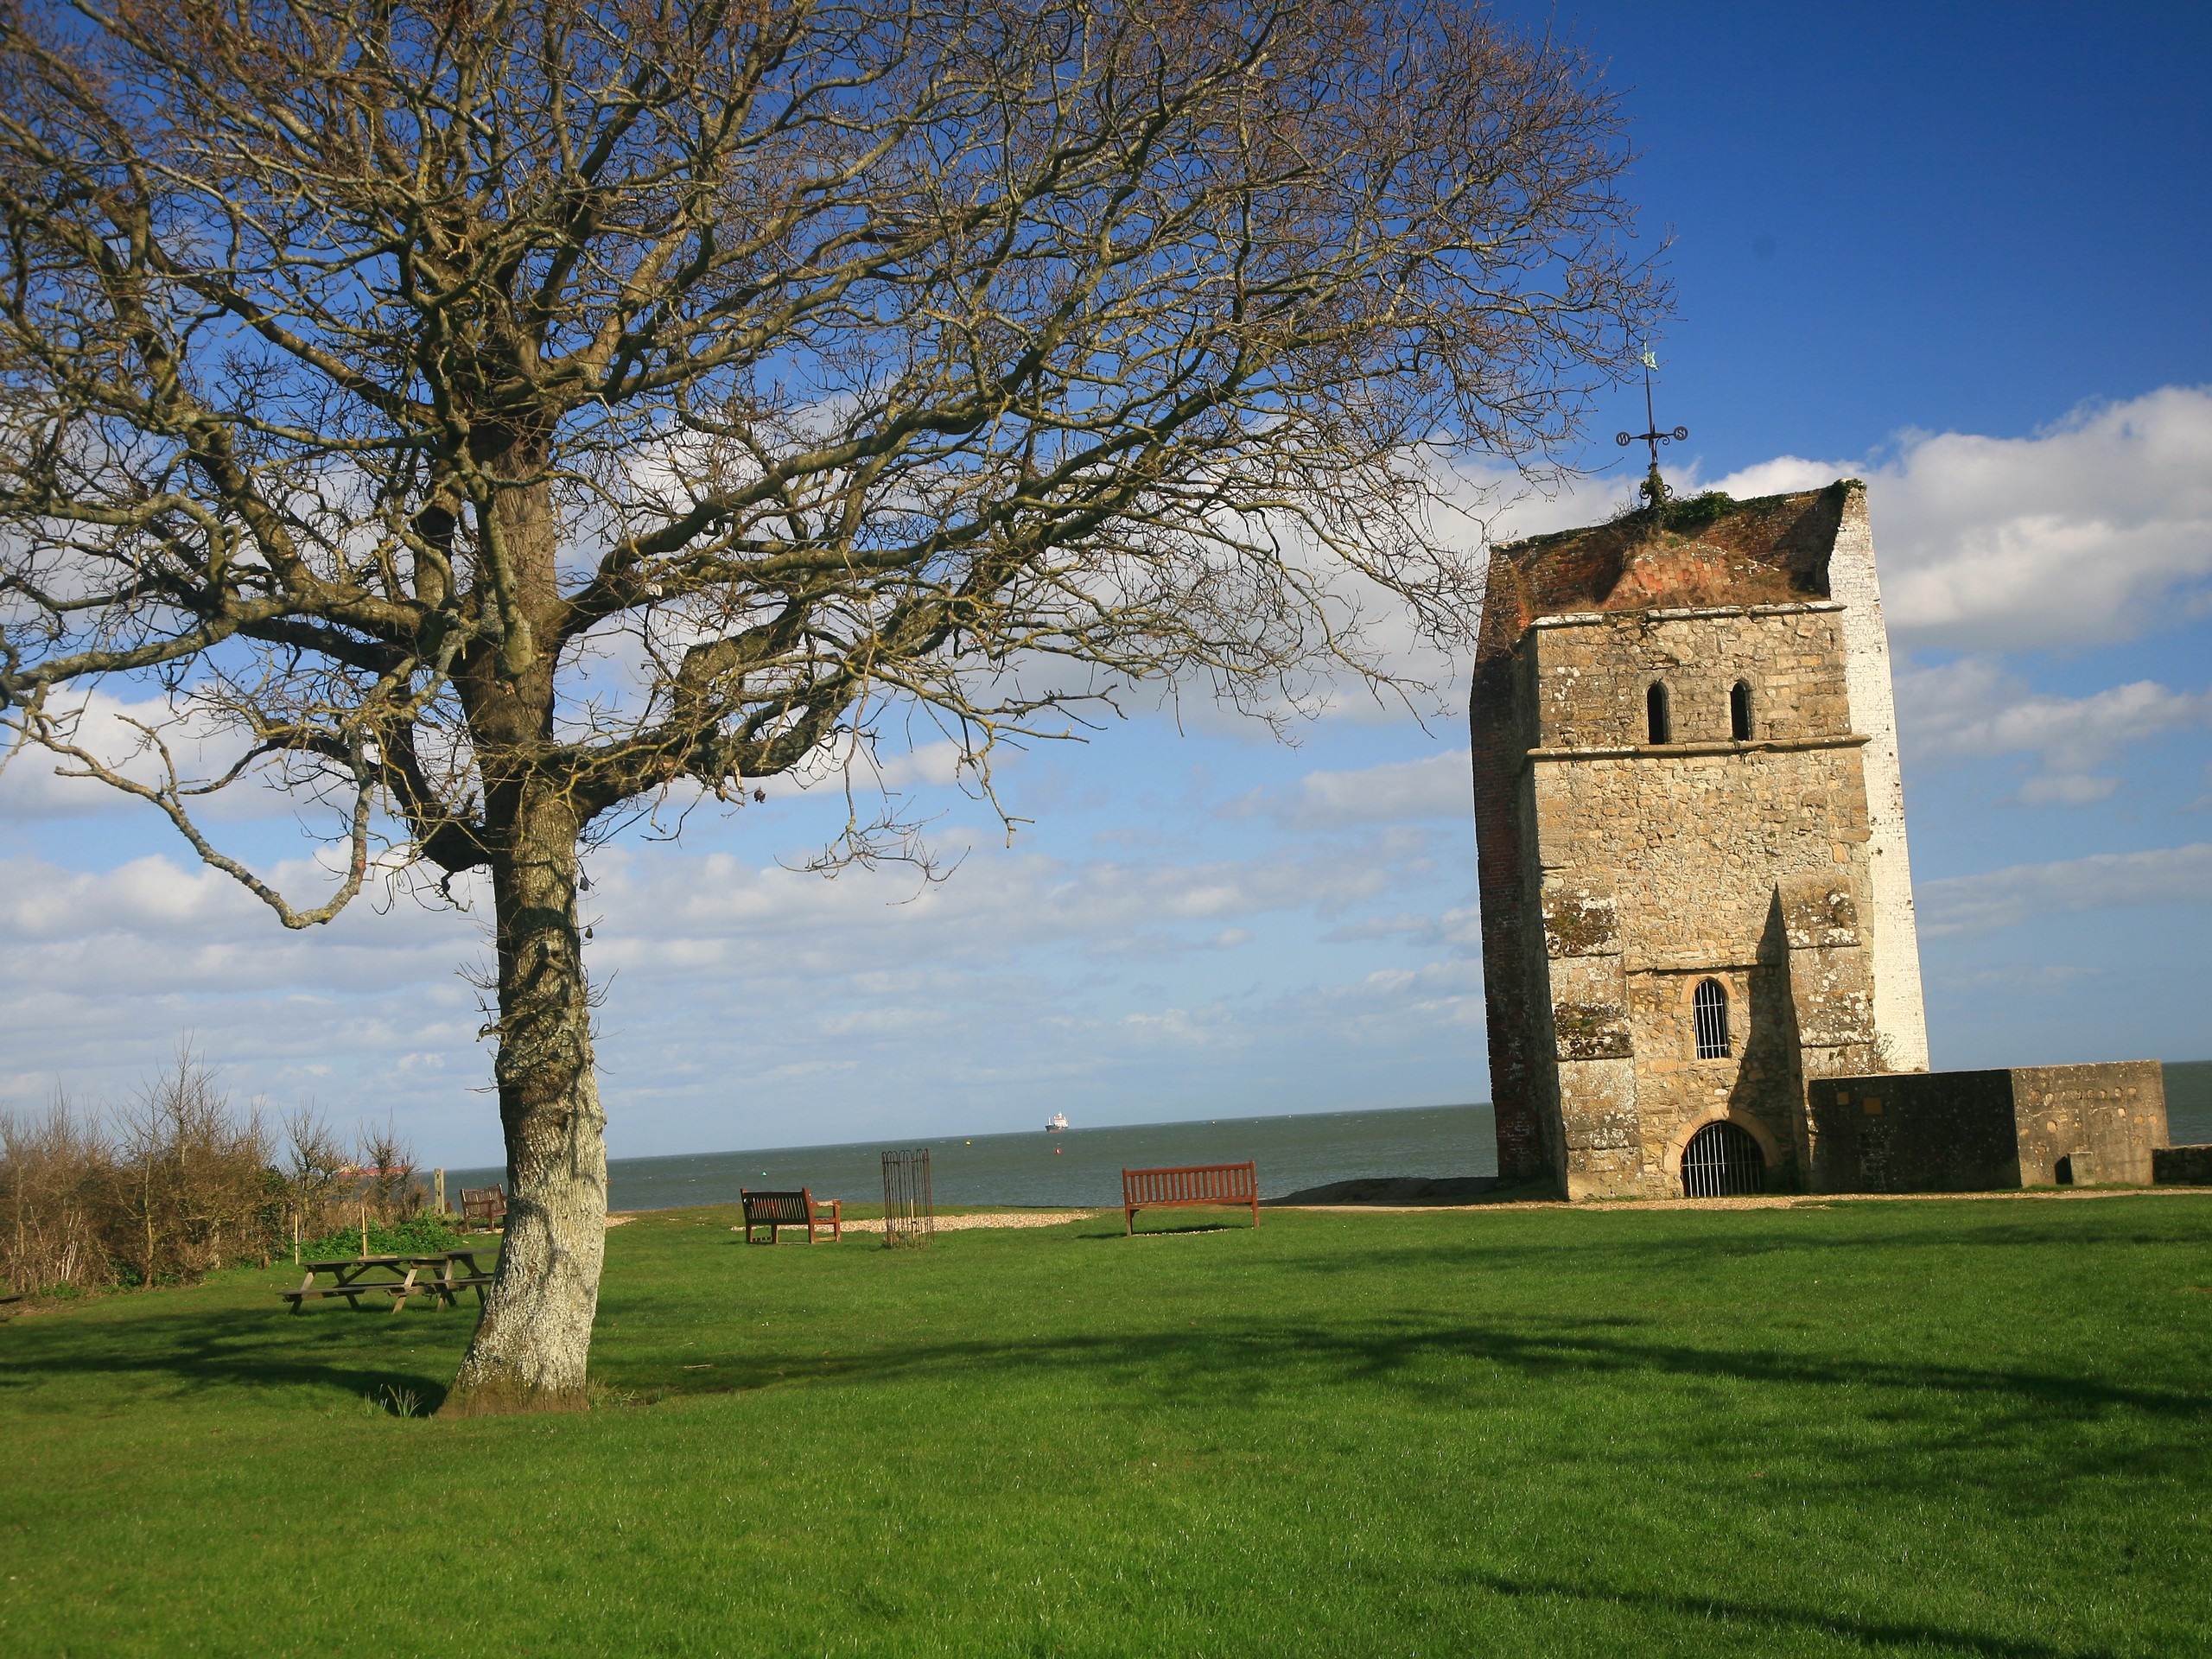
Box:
[1470,480,1929,1198]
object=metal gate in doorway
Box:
[1681,1120,1765,1198]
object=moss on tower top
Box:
[1478,479,1865,664]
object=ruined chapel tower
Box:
[1470,480,1929,1199]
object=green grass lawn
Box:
[4,1196,2210,1657]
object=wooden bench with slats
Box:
[1122,1162,1260,1234]
[459,1185,506,1227]
[739,1188,842,1243]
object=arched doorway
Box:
[1681,1120,1765,1198]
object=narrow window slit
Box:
[1646,682,1671,745]
[1731,680,1753,741]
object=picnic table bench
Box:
[1122,1162,1260,1234]
[280,1249,493,1314]
[739,1188,842,1243]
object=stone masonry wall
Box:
[2153,1145,2212,1185]
[1803,1070,2021,1192]
[1805,1062,2167,1192]
[1471,639,1548,1183]
[1774,872,1883,1171]
[1513,604,1878,1198]
[1526,602,1856,753]
[2008,1062,2167,1185]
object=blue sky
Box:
[3,3,2209,1166]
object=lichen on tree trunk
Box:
[444,787,607,1415]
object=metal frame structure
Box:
[880,1147,935,1249]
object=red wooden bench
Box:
[739,1188,843,1243]
[1122,1162,1260,1234]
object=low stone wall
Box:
[2152,1145,2212,1185]
[2011,1061,2167,1185]
[1805,1060,2167,1194]
[1804,1070,2019,1193]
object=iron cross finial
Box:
[1617,345,1687,507]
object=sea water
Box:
[448,1101,1496,1213]
[441,1060,2212,1211]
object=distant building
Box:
[1468,480,2166,1198]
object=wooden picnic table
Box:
[280,1249,493,1315]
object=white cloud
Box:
[0,807,1475,1159]
[1471,385,2212,655]
[1710,385,2212,651]
[0,690,200,819]
[869,739,969,790]
[0,687,332,823]
[1919,842,2212,938]
[1895,655,2212,804]
[1451,385,2212,654]
[586,830,1418,976]
[1223,750,1472,830]
[14,386,2211,1161]
[1323,905,1484,949]
[2016,774,2120,807]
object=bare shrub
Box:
[1,1054,384,1295]
[0,1094,115,1296]
[108,1050,277,1287]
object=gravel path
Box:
[836,1210,1102,1235]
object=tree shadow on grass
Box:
[0,1298,458,1414]
[693,1310,2209,1507]
[817,1313,2193,1418]
[1455,1569,2120,1659]
[1237,1206,2212,1284]
[595,1308,2209,1523]
[10,1288,2203,1444]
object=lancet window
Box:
[1693,977,1732,1060]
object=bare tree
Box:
[0,0,1658,1408]
[281,1106,352,1239]
[357,1118,423,1218]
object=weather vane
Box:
[1618,345,1687,508]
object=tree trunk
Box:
[444,785,607,1414]
[434,442,611,1416]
